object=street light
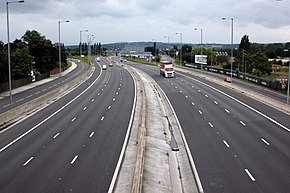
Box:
[222,17,234,80]
[6,0,25,109]
[164,35,170,55]
[194,28,203,73]
[87,34,95,64]
[80,29,88,57]
[176,32,183,65]
[58,20,69,77]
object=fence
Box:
[185,63,283,90]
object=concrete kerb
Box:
[113,63,199,193]
[0,61,93,128]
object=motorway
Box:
[0,60,88,114]
[0,58,135,193]
[126,60,290,193]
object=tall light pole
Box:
[80,29,88,57]
[87,34,95,64]
[58,20,69,77]
[6,0,25,109]
[164,35,170,55]
[276,0,290,104]
[194,28,203,72]
[222,17,234,79]
[176,32,183,65]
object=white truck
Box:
[160,61,175,78]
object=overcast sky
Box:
[0,0,289,45]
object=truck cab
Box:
[160,61,175,78]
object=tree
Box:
[11,47,33,80]
[0,41,8,83]
[248,51,272,76]
[22,30,59,73]
[239,35,251,52]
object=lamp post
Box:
[6,0,25,109]
[87,34,94,64]
[222,17,234,79]
[58,20,69,77]
[80,29,88,57]
[194,28,203,73]
[164,35,170,55]
[176,32,183,65]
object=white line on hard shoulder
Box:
[23,157,34,166]
[261,138,270,146]
[70,155,78,165]
[245,169,256,181]
[179,73,290,133]
[0,66,101,154]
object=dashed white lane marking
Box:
[116,92,119,95]
[245,169,256,181]
[3,104,10,108]
[205,95,208,98]
[223,140,230,148]
[209,122,214,128]
[16,98,24,103]
[91,99,95,102]
[23,157,34,166]
[83,107,87,111]
[261,138,270,146]
[71,155,78,165]
[198,90,201,92]
[108,106,111,110]
[113,98,116,101]
[98,93,100,96]
[240,121,246,126]
[191,102,195,106]
[27,95,33,98]
[198,110,203,115]
[101,116,105,121]
[42,89,47,92]
[185,96,188,98]
[53,133,60,139]
[225,109,230,113]
[35,91,40,95]
[214,101,218,105]
[89,132,95,138]
[72,117,76,122]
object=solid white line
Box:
[0,64,100,154]
[89,132,95,138]
[245,169,256,181]
[209,122,214,128]
[223,140,230,148]
[240,121,246,126]
[71,155,78,165]
[225,109,230,113]
[179,73,290,133]
[53,133,60,139]
[261,138,270,146]
[23,157,34,166]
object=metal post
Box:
[80,29,88,57]
[58,20,69,77]
[176,33,182,65]
[6,0,25,109]
[222,17,234,80]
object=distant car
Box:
[96,57,100,62]
[108,62,113,67]
[224,77,232,83]
[102,64,107,70]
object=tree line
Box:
[0,30,68,84]
[168,35,290,77]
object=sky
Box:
[0,0,289,46]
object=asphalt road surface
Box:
[127,60,290,193]
[0,60,88,114]
[0,59,135,193]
